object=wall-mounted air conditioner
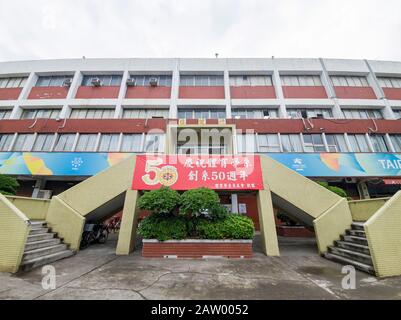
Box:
[149,77,158,86]
[126,78,136,86]
[91,77,102,87]
[62,78,72,87]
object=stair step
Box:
[29,227,49,235]
[324,252,375,275]
[30,220,47,228]
[328,246,373,265]
[23,244,67,261]
[341,234,368,245]
[334,240,370,255]
[27,233,56,242]
[351,222,365,231]
[24,238,61,251]
[20,250,74,272]
[346,229,366,237]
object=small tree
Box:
[180,187,227,220]
[317,181,348,198]
[138,186,181,216]
[0,175,19,196]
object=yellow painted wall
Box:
[365,191,401,277]
[348,198,389,222]
[46,196,85,251]
[0,194,30,273]
[5,196,49,220]
[57,156,136,217]
[261,156,352,254]
[313,198,353,253]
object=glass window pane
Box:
[54,134,75,151]
[390,135,401,152]
[13,134,35,151]
[0,134,13,151]
[144,134,165,153]
[121,134,142,152]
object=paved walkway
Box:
[1,235,401,300]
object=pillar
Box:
[116,189,140,255]
[256,189,280,256]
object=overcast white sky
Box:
[0,0,400,62]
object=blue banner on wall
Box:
[0,152,400,177]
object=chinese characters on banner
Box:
[132,155,264,190]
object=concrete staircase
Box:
[19,221,74,272]
[324,222,375,275]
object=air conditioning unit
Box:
[126,78,136,86]
[149,77,158,87]
[37,189,53,199]
[62,78,72,87]
[91,77,102,87]
[345,177,357,184]
[314,113,324,119]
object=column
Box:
[271,61,286,118]
[114,70,129,119]
[169,58,180,119]
[256,189,280,256]
[116,189,140,255]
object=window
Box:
[180,75,224,86]
[54,134,76,151]
[331,76,369,87]
[389,135,401,152]
[231,108,278,119]
[32,134,55,151]
[377,77,401,88]
[177,108,226,119]
[98,134,120,152]
[144,134,165,153]
[128,75,172,87]
[122,108,169,119]
[75,134,98,152]
[70,108,115,119]
[325,134,349,152]
[347,134,370,152]
[257,134,280,152]
[281,75,322,86]
[13,134,35,151]
[0,134,14,151]
[36,75,72,87]
[280,134,303,152]
[370,134,389,152]
[0,109,12,119]
[21,109,60,119]
[81,75,122,86]
[342,109,383,119]
[287,108,332,119]
[0,77,27,88]
[121,134,143,152]
[302,134,326,152]
[229,75,273,86]
[236,134,256,153]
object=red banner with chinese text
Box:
[132,155,263,190]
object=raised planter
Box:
[142,239,253,259]
[276,225,315,237]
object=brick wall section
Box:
[142,241,253,258]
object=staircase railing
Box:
[364,191,401,277]
[0,194,30,273]
[348,197,390,222]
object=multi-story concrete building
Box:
[1,57,401,227]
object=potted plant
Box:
[138,187,254,258]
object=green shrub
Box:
[138,215,187,241]
[138,186,181,216]
[0,175,19,196]
[180,187,222,218]
[196,214,254,240]
[317,181,348,198]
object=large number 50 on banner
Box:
[132,155,264,190]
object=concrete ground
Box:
[1,234,401,300]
